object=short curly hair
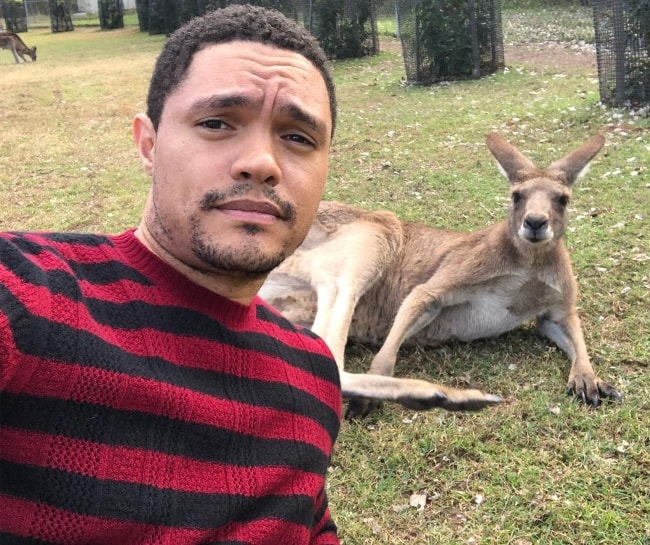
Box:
[146,4,337,136]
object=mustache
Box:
[198,185,296,222]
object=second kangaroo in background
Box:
[0,31,37,63]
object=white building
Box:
[75,0,136,15]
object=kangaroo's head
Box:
[486,132,605,252]
[29,45,37,61]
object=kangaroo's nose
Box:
[524,215,548,232]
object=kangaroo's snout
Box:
[522,213,551,242]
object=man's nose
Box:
[231,132,281,187]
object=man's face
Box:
[135,41,332,280]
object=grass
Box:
[0,27,165,232]
[1,22,649,545]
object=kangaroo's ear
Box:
[486,132,539,184]
[133,113,156,177]
[545,134,605,186]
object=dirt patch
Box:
[379,37,598,76]
[505,42,597,75]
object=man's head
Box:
[146,4,337,136]
[133,6,335,303]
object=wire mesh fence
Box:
[372,0,595,84]
[3,0,649,107]
[3,0,59,29]
[593,0,650,107]
[373,0,649,106]
[133,0,378,59]
[374,0,595,46]
[391,0,504,85]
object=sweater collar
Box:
[110,229,260,325]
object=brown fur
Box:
[0,31,37,63]
[261,133,622,418]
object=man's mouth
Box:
[214,199,283,223]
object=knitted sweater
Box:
[0,230,342,545]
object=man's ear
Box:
[133,113,156,177]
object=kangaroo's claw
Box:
[344,398,382,420]
[566,374,622,407]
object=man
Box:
[0,5,341,544]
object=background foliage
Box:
[404,0,503,83]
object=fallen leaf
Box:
[409,493,427,512]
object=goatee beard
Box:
[190,184,297,275]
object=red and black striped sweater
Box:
[0,229,342,545]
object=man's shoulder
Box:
[0,231,115,258]
[254,297,340,379]
[255,296,328,344]
[0,230,136,288]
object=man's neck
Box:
[134,224,265,305]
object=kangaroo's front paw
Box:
[434,390,504,412]
[401,387,503,412]
[566,373,622,407]
[344,398,382,420]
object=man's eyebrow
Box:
[280,103,328,137]
[188,94,328,136]
[188,94,252,113]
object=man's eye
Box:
[199,119,228,130]
[285,133,314,147]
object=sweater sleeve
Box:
[0,237,19,386]
[0,305,19,388]
[310,486,341,545]
[0,234,49,388]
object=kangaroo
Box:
[0,31,37,63]
[260,132,622,419]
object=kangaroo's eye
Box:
[556,195,569,207]
[511,191,522,204]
